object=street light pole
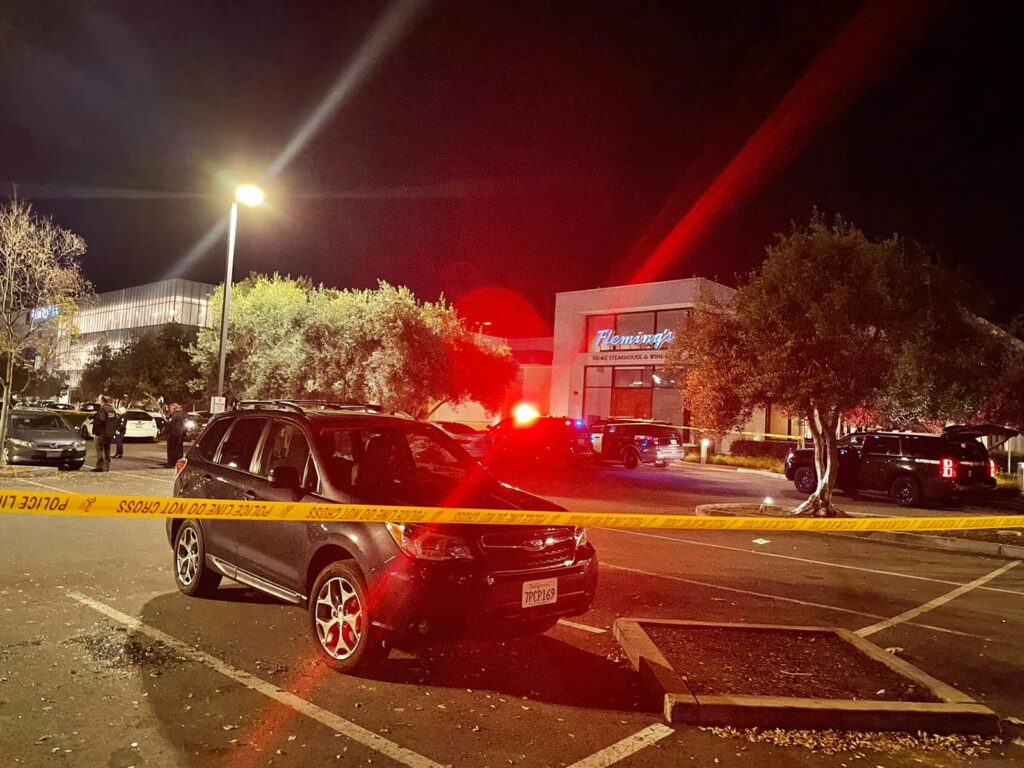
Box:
[215,184,264,400]
[216,201,239,398]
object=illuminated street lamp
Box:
[217,184,265,398]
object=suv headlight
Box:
[8,438,33,448]
[73,440,86,449]
[385,522,474,561]
[574,526,589,547]
[185,419,197,430]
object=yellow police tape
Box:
[0,489,1021,532]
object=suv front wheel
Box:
[793,466,817,494]
[309,561,388,673]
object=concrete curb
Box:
[614,618,1001,735]
[696,504,1024,560]
[0,467,60,479]
[735,467,787,479]
[678,462,786,479]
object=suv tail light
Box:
[989,459,998,478]
[175,458,187,476]
[940,458,956,478]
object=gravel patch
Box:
[705,726,1001,758]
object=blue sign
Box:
[30,305,59,322]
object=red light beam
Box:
[630,0,943,286]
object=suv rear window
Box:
[196,418,231,460]
[218,419,266,471]
[899,435,946,460]
[948,439,988,462]
[124,411,152,420]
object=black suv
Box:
[591,419,684,469]
[784,427,1004,507]
[486,416,593,465]
[168,401,598,672]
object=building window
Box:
[585,314,617,352]
[614,312,655,341]
[612,367,651,387]
[583,364,688,427]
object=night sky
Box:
[1,1,1021,337]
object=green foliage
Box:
[190,274,518,418]
[668,211,1007,514]
[727,439,795,460]
[682,453,785,474]
[78,325,201,406]
[0,198,90,463]
[190,274,311,400]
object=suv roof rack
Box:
[233,400,384,414]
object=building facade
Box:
[56,278,215,387]
[551,278,727,424]
[550,278,803,442]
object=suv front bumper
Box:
[371,551,599,644]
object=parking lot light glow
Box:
[701,438,711,448]
[235,184,265,207]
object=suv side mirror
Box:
[269,464,301,490]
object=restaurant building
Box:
[549,278,802,442]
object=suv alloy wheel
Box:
[793,466,817,494]
[308,560,388,673]
[622,447,640,469]
[890,475,922,507]
[173,521,222,597]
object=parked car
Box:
[40,401,76,412]
[168,401,598,673]
[147,410,167,435]
[3,408,87,469]
[78,403,100,414]
[592,419,684,469]
[783,426,1014,507]
[432,421,490,458]
[123,410,160,441]
[184,412,208,442]
[487,416,593,465]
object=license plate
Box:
[45,450,64,457]
[521,577,557,609]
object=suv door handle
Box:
[242,490,257,501]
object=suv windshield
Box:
[315,423,472,504]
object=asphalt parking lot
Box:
[2,443,1023,767]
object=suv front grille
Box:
[478,528,576,573]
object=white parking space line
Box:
[565,723,674,768]
[610,530,1024,598]
[6,477,70,493]
[67,591,445,768]
[603,563,987,640]
[111,470,173,482]
[557,618,607,634]
[857,560,1022,637]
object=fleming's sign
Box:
[593,328,675,350]
[588,327,675,364]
